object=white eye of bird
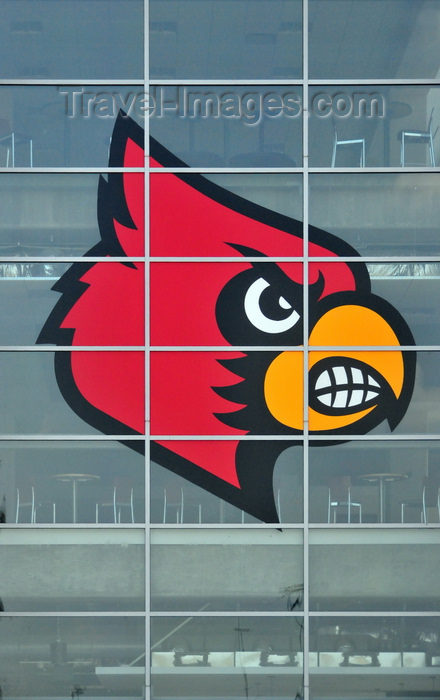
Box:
[244,277,300,334]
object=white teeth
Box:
[349,389,365,407]
[315,370,330,390]
[333,366,347,383]
[314,365,381,410]
[352,368,363,383]
[320,393,333,406]
[333,390,349,408]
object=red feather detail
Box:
[156,440,242,487]
[61,263,144,346]
[150,160,357,298]
[150,351,247,436]
[44,129,361,492]
[70,350,144,434]
[60,263,145,434]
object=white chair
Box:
[400,107,438,167]
[163,487,184,523]
[16,486,56,523]
[115,485,134,523]
[0,132,33,167]
[331,123,365,167]
[96,485,134,523]
[15,486,35,523]
[401,475,440,523]
[328,476,362,523]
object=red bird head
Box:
[38,113,415,523]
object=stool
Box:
[0,132,33,167]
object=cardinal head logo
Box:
[38,113,416,523]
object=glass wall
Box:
[0,1,439,699]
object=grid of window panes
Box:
[0,1,440,699]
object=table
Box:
[358,472,408,523]
[52,473,99,523]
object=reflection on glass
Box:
[310,440,440,526]
[0,440,144,524]
[310,529,440,611]
[309,0,440,79]
[369,263,440,346]
[0,616,145,697]
[150,0,302,79]
[308,259,440,346]
[0,258,145,348]
[150,86,302,167]
[0,0,143,79]
[310,616,440,698]
[309,173,440,256]
[0,530,144,611]
[151,529,303,611]
[308,85,440,167]
[0,263,67,345]
[0,352,145,435]
[0,174,103,256]
[151,616,304,699]
[396,352,440,435]
[0,86,144,167]
[151,443,303,524]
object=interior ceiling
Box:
[308,0,440,79]
[0,0,143,79]
[0,2,438,83]
[152,0,440,80]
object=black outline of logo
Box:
[37,113,416,523]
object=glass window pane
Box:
[151,351,304,435]
[369,262,440,346]
[0,263,67,345]
[150,0,302,80]
[0,261,145,345]
[0,174,108,256]
[150,173,303,257]
[150,86,302,167]
[151,529,303,611]
[151,616,304,699]
[310,615,440,697]
[0,529,144,611]
[307,350,419,436]
[309,173,440,257]
[206,173,303,221]
[0,440,144,525]
[0,616,145,697]
[151,443,303,524]
[309,0,440,79]
[150,263,303,345]
[310,529,440,611]
[0,86,144,167]
[309,440,440,525]
[308,259,436,346]
[0,0,143,79]
[0,352,145,435]
[309,85,440,167]
[36,261,144,347]
[395,352,440,435]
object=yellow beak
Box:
[264,304,406,432]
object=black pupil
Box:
[258,282,292,321]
